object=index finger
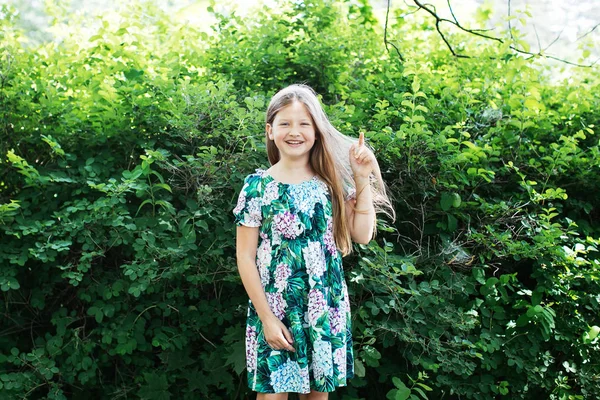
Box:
[358,131,365,147]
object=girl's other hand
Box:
[349,132,376,178]
[262,314,295,352]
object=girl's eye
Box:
[280,123,289,126]
[301,123,310,126]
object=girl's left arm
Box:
[345,175,375,244]
[346,131,377,244]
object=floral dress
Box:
[233,168,354,394]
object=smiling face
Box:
[266,100,317,163]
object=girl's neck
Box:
[270,157,313,178]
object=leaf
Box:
[137,372,171,400]
[411,77,420,93]
[440,192,455,211]
[583,326,600,344]
[526,305,543,317]
[416,382,433,391]
[447,213,457,232]
[395,382,411,400]
[224,340,246,375]
[532,291,543,306]
[392,377,403,388]
[354,359,366,377]
[153,183,172,193]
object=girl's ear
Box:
[266,123,273,140]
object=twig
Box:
[576,22,600,41]
[384,0,405,61]
[403,0,598,67]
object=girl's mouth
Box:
[285,141,304,147]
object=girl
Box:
[233,84,394,400]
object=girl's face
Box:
[266,101,316,162]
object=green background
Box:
[1,0,599,399]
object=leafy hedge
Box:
[1,1,599,399]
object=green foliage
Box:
[1,0,599,399]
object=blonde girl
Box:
[233,84,394,399]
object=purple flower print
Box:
[246,325,258,372]
[266,292,287,320]
[329,306,345,335]
[323,217,337,255]
[273,211,304,239]
[274,263,291,292]
[308,289,327,327]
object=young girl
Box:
[233,84,394,400]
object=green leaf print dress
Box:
[233,168,355,394]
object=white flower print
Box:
[256,238,272,287]
[308,289,328,327]
[233,189,246,215]
[274,263,291,292]
[341,280,350,313]
[245,197,262,226]
[266,292,287,320]
[299,366,310,393]
[303,241,326,283]
[270,360,303,393]
[312,339,333,380]
[263,180,279,205]
[333,347,346,377]
[288,181,319,217]
[271,228,282,246]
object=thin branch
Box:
[533,23,542,54]
[384,0,405,61]
[405,0,598,67]
[576,22,600,41]
[543,25,566,52]
[447,0,459,25]
[507,0,514,43]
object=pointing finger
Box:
[358,132,365,147]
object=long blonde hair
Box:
[265,84,395,255]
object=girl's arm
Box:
[236,226,275,321]
[236,226,295,352]
[345,175,376,244]
[347,132,377,244]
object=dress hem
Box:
[253,383,350,394]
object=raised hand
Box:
[349,132,376,179]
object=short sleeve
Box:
[232,174,263,227]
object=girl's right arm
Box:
[236,225,295,352]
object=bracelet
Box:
[352,206,374,214]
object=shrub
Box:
[1,1,599,399]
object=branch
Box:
[576,22,600,42]
[392,0,600,68]
[384,0,405,61]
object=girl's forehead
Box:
[276,101,311,118]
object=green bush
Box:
[1,1,599,399]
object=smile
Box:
[285,141,304,146]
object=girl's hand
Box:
[263,314,295,352]
[349,132,376,179]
